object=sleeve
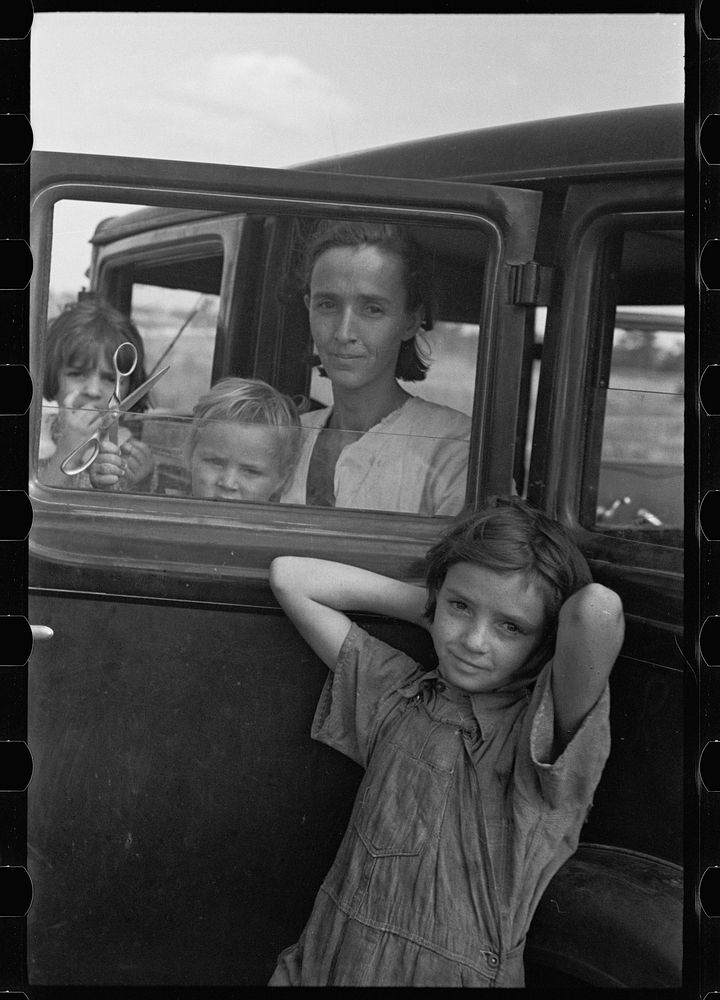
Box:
[430,437,471,517]
[39,399,59,461]
[422,405,471,517]
[517,659,611,812]
[310,622,423,768]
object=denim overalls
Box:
[270,623,610,987]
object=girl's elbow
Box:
[559,583,624,644]
[572,582,623,621]
[269,556,317,601]
[595,585,625,633]
[269,556,296,596]
[586,584,625,653]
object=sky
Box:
[32,12,684,166]
[30,12,685,292]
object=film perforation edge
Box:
[698,0,720,993]
[0,1,30,993]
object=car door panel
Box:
[28,152,541,984]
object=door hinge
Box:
[507,262,554,306]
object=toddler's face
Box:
[430,562,549,694]
[190,421,288,503]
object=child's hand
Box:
[56,390,102,449]
[88,439,125,490]
[120,438,154,487]
[89,437,155,490]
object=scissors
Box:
[60,342,169,477]
[106,341,138,448]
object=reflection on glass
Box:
[595,307,683,532]
[596,385,683,530]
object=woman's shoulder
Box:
[404,395,472,433]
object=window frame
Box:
[578,213,684,539]
[29,151,543,603]
[527,175,684,579]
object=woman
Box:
[281,221,471,516]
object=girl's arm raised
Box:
[269,556,429,670]
[551,583,625,752]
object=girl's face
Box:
[430,562,549,694]
[189,421,288,503]
[55,349,129,410]
[305,245,421,394]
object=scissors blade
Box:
[116,365,170,413]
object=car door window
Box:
[36,202,530,519]
[596,304,684,534]
[582,225,684,549]
[30,159,542,586]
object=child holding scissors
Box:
[90,377,302,503]
[39,298,155,489]
[268,497,624,987]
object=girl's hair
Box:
[424,497,592,627]
[300,220,435,382]
[185,377,302,475]
[43,297,150,411]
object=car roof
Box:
[296,103,684,184]
[90,103,683,244]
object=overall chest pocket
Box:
[354,709,460,858]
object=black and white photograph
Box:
[25,10,689,990]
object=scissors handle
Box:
[59,434,102,476]
[109,341,138,411]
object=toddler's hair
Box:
[424,496,592,625]
[185,377,302,474]
[43,297,149,410]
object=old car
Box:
[27,102,685,987]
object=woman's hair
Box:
[43,297,150,411]
[185,377,302,475]
[300,220,435,382]
[424,496,592,628]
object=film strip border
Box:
[0,4,709,999]
[0,1,34,996]
[699,1,720,997]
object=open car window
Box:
[32,162,543,530]
[29,152,543,585]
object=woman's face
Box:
[305,245,421,394]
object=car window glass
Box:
[588,227,683,547]
[129,285,219,414]
[37,200,523,518]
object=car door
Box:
[27,151,542,985]
[523,171,685,987]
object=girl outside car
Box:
[268,497,624,987]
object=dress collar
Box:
[399,667,536,739]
